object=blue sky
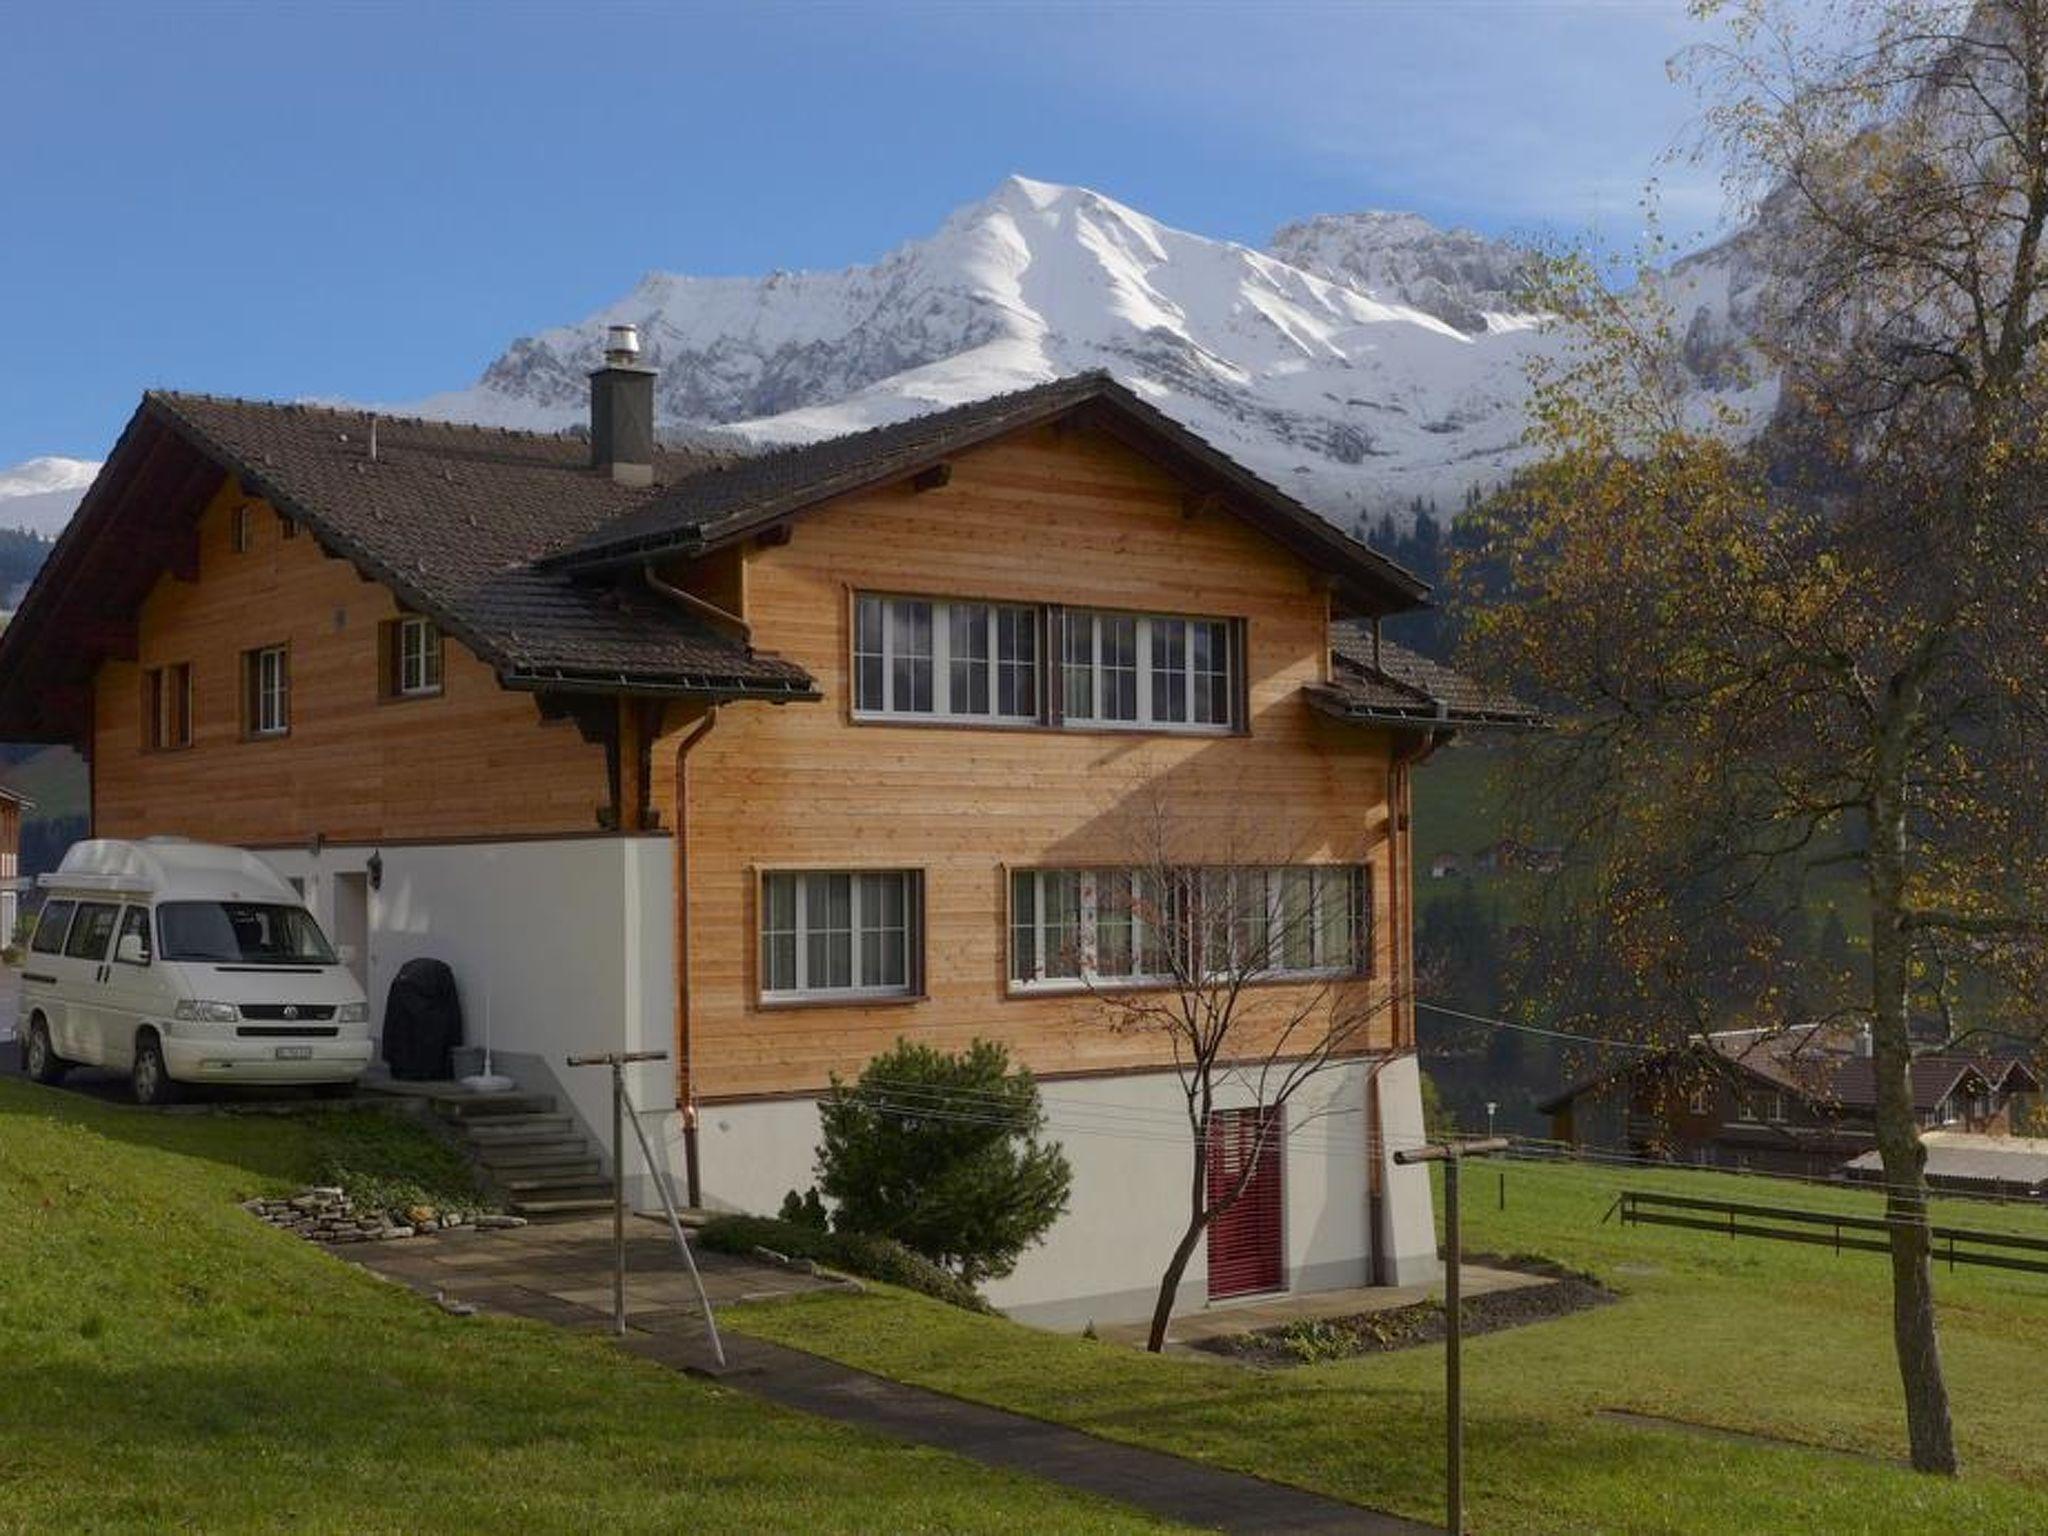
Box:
[0,0,1723,467]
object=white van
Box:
[19,838,373,1104]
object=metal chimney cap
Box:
[604,323,642,366]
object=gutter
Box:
[670,706,720,1208]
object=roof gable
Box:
[538,373,1431,616]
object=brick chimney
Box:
[590,323,656,487]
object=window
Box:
[157,902,337,965]
[244,645,290,737]
[279,513,299,539]
[115,905,152,966]
[853,594,1235,732]
[1688,1083,1714,1115]
[29,899,76,956]
[853,595,1037,722]
[231,504,254,553]
[1009,865,1369,989]
[62,902,120,962]
[388,615,443,698]
[760,870,921,1000]
[144,662,193,751]
[1062,608,1235,729]
[1767,1092,1788,1124]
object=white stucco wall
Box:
[259,836,676,1160]
[681,1054,1435,1331]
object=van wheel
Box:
[23,1019,67,1085]
[132,1034,179,1107]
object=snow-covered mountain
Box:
[0,456,97,539]
[1269,211,1541,337]
[420,176,1750,526]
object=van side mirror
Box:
[116,933,150,966]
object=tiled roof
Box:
[542,372,1431,612]
[1308,621,1541,728]
[144,393,815,696]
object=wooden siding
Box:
[92,479,613,844]
[661,423,1408,1101]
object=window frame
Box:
[852,594,1042,726]
[1060,608,1238,734]
[849,591,1242,735]
[230,503,254,554]
[143,661,194,752]
[244,643,291,739]
[757,867,925,1006]
[30,899,77,956]
[62,901,120,962]
[1006,863,1371,994]
[395,615,444,698]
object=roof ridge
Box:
[145,389,602,448]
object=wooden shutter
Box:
[376,620,396,700]
[1206,1106,1285,1299]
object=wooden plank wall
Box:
[92,479,613,845]
[659,423,1405,1102]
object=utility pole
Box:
[1395,1136,1511,1536]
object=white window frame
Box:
[250,645,289,737]
[853,595,1040,725]
[759,869,920,1003]
[1008,864,1367,993]
[1061,608,1235,733]
[398,616,443,697]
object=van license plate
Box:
[275,1046,313,1061]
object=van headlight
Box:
[173,1000,240,1024]
[336,1002,369,1024]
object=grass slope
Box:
[730,1159,2048,1534]
[0,1080,1171,1534]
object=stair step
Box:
[474,1144,596,1171]
[499,1171,613,1194]
[436,1092,557,1119]
[462,1114,574,1142]
[512,1194,616,1217]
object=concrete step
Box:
[498,1171,613,1195]
[435,1092,557,1120]
[473,1144,597,1173]
[460,1114,575,1142]
[512,1194,616,1217]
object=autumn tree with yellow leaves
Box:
[1465,0,2048,1476]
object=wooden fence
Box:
[1616,1190,2048,1276]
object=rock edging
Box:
[243,1186,528,1243]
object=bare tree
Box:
[1468,0,2048,1474]
[1040,804,1398,1353]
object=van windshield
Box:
[157,902,338,965]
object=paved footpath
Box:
[343,1217,1435,1535]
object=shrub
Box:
[779,1187,829,1231]
[697,1215,993,1313]
[815,1038,1071,1286]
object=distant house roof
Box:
[0,781,31,809]
[1844,1133,2048,1191]
[1537,1024,2041,1119]
[1307,621,1541,730]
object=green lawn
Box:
[728,1158,2048,1534]
[0,1079,1173,1534]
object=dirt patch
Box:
[1194,1257,1616,1367]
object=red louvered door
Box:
[1206,1106,1285,1299]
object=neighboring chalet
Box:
[1541,1024,2042,1180]
[0,346,1537,1325]
[0,781,29,941]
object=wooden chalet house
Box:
[0,341,1534,1325]
[1541,1025,2043,1181]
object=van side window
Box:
[63,902,120,961]
[116,906,152,966]
[29,900,76,956]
